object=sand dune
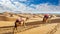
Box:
[0,12,60,34]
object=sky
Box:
[0,0,60,14]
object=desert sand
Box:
[0,12,60,34]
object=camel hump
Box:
[17,17,23,22]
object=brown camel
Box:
[43,15,52,23]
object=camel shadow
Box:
[45,18,60,24]
[26,18,60,26]
[0,18,60,28]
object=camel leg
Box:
[43,18,47,23]
[14,22,18,30]
[46,19,48,23]
[43,18,45,23]
[43,18,48,23]
[22,21,26,27]
[13,25,18,34]
[48,19,51,23]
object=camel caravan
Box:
[0,12,57,31]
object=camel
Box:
[13,16,29,31]
[43,15,52,23]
